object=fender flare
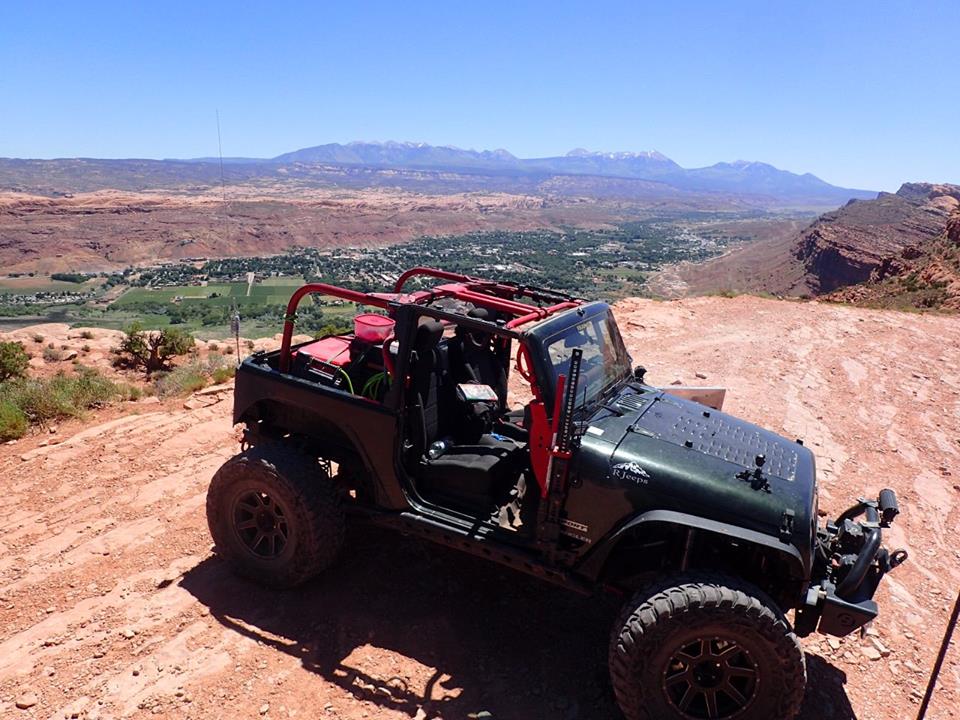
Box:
[577,509,808,583]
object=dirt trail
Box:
[1,296,959,719]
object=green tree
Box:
[117,323,195,374]
[0,341,29,382]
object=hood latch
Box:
[779,509,796,543]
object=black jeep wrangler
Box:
[207,267,906,720]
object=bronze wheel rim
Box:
[661,636,759,719]
[233,490,290,559]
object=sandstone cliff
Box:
[792,183,959,294]
[815,184,960,310]
[648,182,960,310]
[948,205,960,245]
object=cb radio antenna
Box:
[215,109,226,205]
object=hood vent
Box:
[614,392,653,414]
[634,396,800,481]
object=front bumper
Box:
[795,489,908,637]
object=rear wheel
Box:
[206,445,345,588]
[609,574,805,720]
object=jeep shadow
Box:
[181,527,856,720]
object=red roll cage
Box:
[276,267,584,495]
[278,266,581,372]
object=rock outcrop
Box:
[792,183,959,294]
[654,182,960,311]
[948,206,960,246]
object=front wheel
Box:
[206,445,345,588]
[609,574,805,720]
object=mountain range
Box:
[268,141,873,203]
[1,141,874,206]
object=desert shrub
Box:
[31,334,44,344]
[82,344,91,353]
[901,273,921,292]
[79,330,95,340]
[116,383,144,401]
[0,341,30,382]
[245,340,255,350]
[204,353,230,378]
[67,366,119,408]
[0,399,29,441]
[153,362,208,397]
[116,323,195,374]
[224,345,234,355]
[153,352,237,396]
[2,378,66,422]
[0,367,118,425]
[207,342,219,352]
[43,346,63,362]
[915,287,950,309]
[211,366,236,384]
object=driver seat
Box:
[407,319,524,510]
[449,308,526,437]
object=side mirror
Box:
[633,366,647,383]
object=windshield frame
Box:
[523,302,632,415]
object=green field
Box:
[0,276,363,339]
[95,278,361,339]
[111,278,312,308]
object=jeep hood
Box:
[575,386,817,557]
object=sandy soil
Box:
[1,296,958,719]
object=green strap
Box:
[336,367,355,395]
[361,371,390,399]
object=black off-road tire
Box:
[609,574,806,720]
[206,444,345,588]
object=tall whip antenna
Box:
[216,111,242,358]
[215,109,227,205]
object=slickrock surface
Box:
[1,296,958,719]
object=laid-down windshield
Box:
[543,309,632,410]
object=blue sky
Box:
[1,1,957,191]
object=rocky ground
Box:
[1,296,958,719]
